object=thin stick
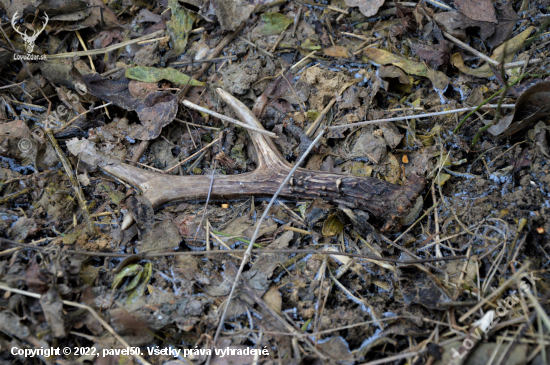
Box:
[182,100,277,138]
[306,98,336,136]
[193,161,217,242]
[0,284,151,365]
[174,117,221,131]
[170,56,237,66]
[44,128,96,234]
[164,138,219,173]
[0,237,468,263]
[330,104,515,130]
[75,30,96,72]
[504,58,543,69]
[49,30,165,59]
[0,81,25,90]
[341,32,375,41]
[443,31,500,66]
[290,50,318,71]
[239,36,275,58]
[425,0,453,10]
[137,35,170,45]
[208,130,326,364]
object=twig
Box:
[442,31,500,66]
[49,30,164,59]
[170,56,237,66]
[0,237,469,263]
[208,129,327,364]
[504,58,543,69]
[164,138,219,173]
[0,284,151,365]
[137,35,170,45]
[182,100,277,138]
[341,32,376,41]
[174,117,221,131]
[44,128,96,234]
[332,104,515,130]
[193,161,217,242]
[290,50,318,71]
[239,36,275,58]
[424,0,452,9]
[306,98,336,136]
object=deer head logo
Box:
[11,11,48,53]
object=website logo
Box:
[11,11,48,60]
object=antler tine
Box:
[37,13,48,34]
[216,88,291,171]
[11,11,27,37]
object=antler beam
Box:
[69,89,425,232]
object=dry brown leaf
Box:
[453,0,497,23]
[262,286,282,314]
[344,0,385,17]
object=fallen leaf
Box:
[210,0,256,31]
[453,0,497,23]
[451,26,535,78]
[262,286,282,314]
[410,40,452,69]
[39,288,66,337]
[397,264,453,310]
[434,11,495,41]
[490,81,550,139]
[488,2,520,48]
[322,214,344,237]
[323,45,351,58]
[344,0,385,17]
[125,66,204,86]
[82,72,179,140]
[259,12,293,35]
[165,0,196,60]
[378,65,410,85]
[138,220,182,252]
[127,262,152,305]
[365,48,450,90]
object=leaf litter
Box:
[0,0,549,364]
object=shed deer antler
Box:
[11,11,48,53]
[69,89,425,232]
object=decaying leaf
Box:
[434,11,495,41]
[344,0,385,17]
[165,0,196,60]
[488,2,520,48]
[210,0,256,31]
[127,261,152,305]
[410,40,452,69]
[453,0,497,24]
[487,81,550,139]
[365,48,449,90]
[323,45,352,58]
[262,286,282,314]
[259,12,293,35]
[125,66,204,86]
[451,26,535,78]
[138,220,182,253]
[397,264,453,310]
[82,73,179,140]
[322,214,344,236]
[39,288,66,337]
